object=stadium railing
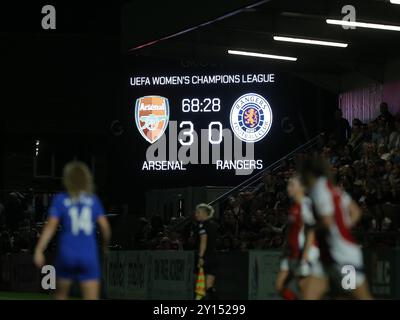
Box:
[172,133,324,232]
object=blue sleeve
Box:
[48,194,64,219]
[93,195,105,220]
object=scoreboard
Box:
[129,71,279,177]
[123,58,330,187]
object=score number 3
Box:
[179,121,194,146]
[179,121,223,145]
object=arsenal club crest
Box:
[135,96,170,143]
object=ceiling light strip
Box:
[273,36,348,47]
[228,50,297,61]
[326,19,400,32]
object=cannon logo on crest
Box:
[135,96,170,143]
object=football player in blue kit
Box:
[34,161,111,300]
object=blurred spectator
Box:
[169,231,182,250]
[4,192,24,231]
[348,119,365,149]
[376,102,395,131]
[388,119,400,150]
[157,237,171,250]
[332,109,351,145]
[150,215,164,238]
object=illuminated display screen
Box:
[123,58,332,186]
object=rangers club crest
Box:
[135,96,170,143]
[230,93,273,143]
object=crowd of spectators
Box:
[1,103,399,253]
[213,103,400,250]
[0,192,42,254]
[135,103,400,251]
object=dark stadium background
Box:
[1,1,344,213]
[0,0,400,301]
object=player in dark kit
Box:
[33,162,111,300]
[195,203,218,300]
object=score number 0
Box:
[179,121,223,145]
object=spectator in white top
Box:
[388,119,400,150]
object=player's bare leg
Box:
[54,279,72,300]
[206,274,215,289]
[205,275,217,299]
[275,270,298,300]
[351,280,373,300]
[80,280,100,300]
[275,270,289,294]
[302,276,329,300]
[297,277,308,298]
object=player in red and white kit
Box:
[299,156,372,300]
[275,175,323,299]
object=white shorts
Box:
[280,257,325,278]
[326,263,366,289]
